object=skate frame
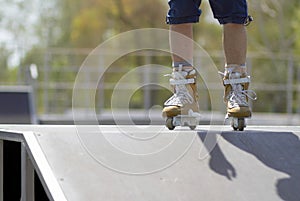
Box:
[167,109,201,130]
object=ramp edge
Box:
[23,131,67,201]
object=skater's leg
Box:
[166,0,201,70]
[222,23,254,117]
[209,0,248,67]
[169,23,194,70]
[163,0,202,119]
[163,23,199,117]
[208,0,255,118]
[163,24,199,118]
[223,23,247,67]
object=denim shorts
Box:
[166,0,248,25]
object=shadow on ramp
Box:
[198,130,300,201]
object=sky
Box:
[0,0,40,67]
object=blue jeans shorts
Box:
[166,0,248,25]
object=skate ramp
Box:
[0,125,300,201]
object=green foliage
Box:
[0,46,11,83]
[247,0,300,53]
[55,0,167,48]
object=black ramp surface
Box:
[0,125,300,201]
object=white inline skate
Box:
[162,65,201,130]
[221,65,257,131]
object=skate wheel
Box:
[237,118,245,131]
[189,126,196,130]
[231,118,245,131]
[166,118,175,130]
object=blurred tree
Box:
[247,0,300,54]
[54,0,167,48]
[291,2,300,56]
[0,46,11,83]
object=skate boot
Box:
[162,65,200,130]
[221,64,257,131]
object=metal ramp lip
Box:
[22,131,67,201]
[0,129,25,142]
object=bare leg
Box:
[223,23,247,66]
[222,23,252,118]
[169,23,193,68]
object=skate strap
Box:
[170,78,195,85]
[223,76,251,85]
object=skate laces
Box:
[223,71,257,107]
[164,71,194,106]
[229,84,256,107]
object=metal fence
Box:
[20,48,300,118]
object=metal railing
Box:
[18,48,300,117]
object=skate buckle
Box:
[169,78,195,85]
[223,76,251,85]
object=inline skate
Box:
[162,65,201,130]
[221,64,257,131]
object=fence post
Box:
[98,54,105,113]
[144,53,151,110]
[287,56,294,114]
[43,50,51,114]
